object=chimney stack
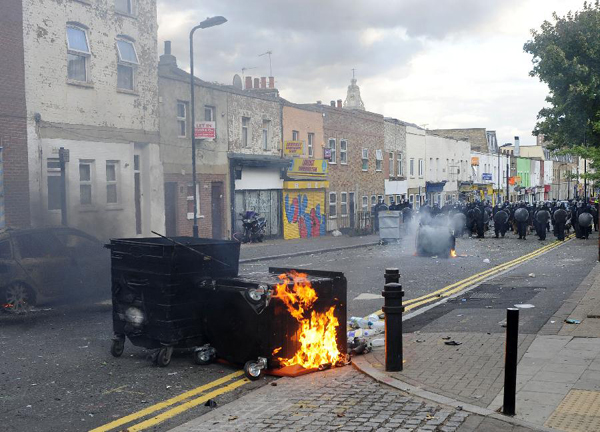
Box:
[253,78,260,89]
[330,100,335,107]
[268,77,275,88]
[260,77,267,89]
[159,40,177,67]
[316,100,322,105]
[337,99,342,108]
[514,136,520,157]
[245,76,252,89]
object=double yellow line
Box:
[372,235,574,317]
[90,371,249,432]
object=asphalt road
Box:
[0,229,597,432]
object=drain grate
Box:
[545,390,600,431]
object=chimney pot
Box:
[337,99,342,108]
[268,77,275,88]
[330,100,335,107]
[245,76,252,89]
[316,100,322,105]
[164,41,171,55]
[260,77,267,89]
[254,78,260,89]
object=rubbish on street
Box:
[565,319,581,324]
[529,273,536,278]
[332,229,342,237]
[483,258,490,263]
[228,416,238,421]
[444,341,462,346]
[441,336,451,340]
[416,339,425,343]
[371,338,384,347]
[514,304,535,309]
[205,399,217,408]
[270,382,277,386]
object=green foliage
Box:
[524,1,600,150]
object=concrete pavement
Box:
[356,255,600,432]
[239,233,380,262]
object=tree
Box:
[524,1,600,152]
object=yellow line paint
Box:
[89,370,244,432]
[126,378,250,432]
[369,235,574,317]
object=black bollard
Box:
[503,308,520,416]
[382,268,404,372]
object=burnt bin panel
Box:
[108,237,239,349]
[201,268,347,368]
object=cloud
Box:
[156,0,587,146]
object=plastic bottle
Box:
[371,321,385,331]
[368,314,380,323]
[371,338,385,347]
[357,318,370,329]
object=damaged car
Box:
[0,227,110,313]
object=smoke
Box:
[394,211,458,258]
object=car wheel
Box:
[3,283,35,314]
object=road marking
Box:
[369,235,574,317]
[126,378,250,431]
[89,370,244,432]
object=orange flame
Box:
[272,272,342,369]
[450,249,457,258]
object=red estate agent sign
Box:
[194,121,216,140]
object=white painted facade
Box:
[470,151,509,194]
[424,134,470,204]
[235,168,283,191]
[406,125,426,207]
[21,0,163,240]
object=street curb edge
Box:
[351,356,559,432]
[239,241,380,264]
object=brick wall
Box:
[164,173,227,238]
[319,106,386,226]
[0,0,30,227]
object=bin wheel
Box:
[110,339,125,357]
[194,349,214,365]
[244,360,264,381]
[156,347,173,367]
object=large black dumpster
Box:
[107,236,240,366]
[196,267,347,380]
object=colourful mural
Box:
[283,189,327,240]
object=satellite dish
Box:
[232,74,243,89]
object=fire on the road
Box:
[450,249,457,258]
[272,271,342,370]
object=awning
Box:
[229,153,292,168]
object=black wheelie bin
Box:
[107,236,239,366]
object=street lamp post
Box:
[189,16,227,238]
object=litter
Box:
[529,273,536,278]
[483,259,490,264]
[270,382,277,386]
[441,336,451,340]
[461,299,467,302]
[205,399,217,408]
[565,319,581,324]
[485,306,493,309]
[444,341,462,346]
[416,339,425,343]
[228,416,238,421]
[167,372,178,376]
[514,304,535,309]
[371,338,384,347]
[332,230,342,237]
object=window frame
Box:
[410,158,414,177]
[418,158,424,177]
[262,119,271,151]
[362,196,368,211]
[389,152,394,177]
[329,192,337,219]
[340,139,348,165]
[177,101,187,138]
[66,25,91,83]
[106,160,119,205]
[340,192,348,216]
[241,117,250,147]
[362,148,368,171]
[328,138,337,164]
[307,133,314,158]
[204,105,215,122]
[186,183,201,220]
[79,160,94,207]
[371,195,377,208]
[116,37,139,91]
[292,130,299,141]
[114,0,134,16]
[375,149,383,172]
[398,152,403,176]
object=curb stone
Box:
[239,241,380,263]
[351,356,559,432]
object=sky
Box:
[156,0,587,147]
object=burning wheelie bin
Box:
[106,236,239,366]
[196,267,348,380]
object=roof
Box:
[428,128,489,152]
